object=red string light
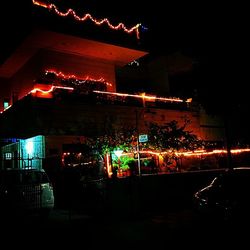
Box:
[32,0,141,39]
[45,69,112,87]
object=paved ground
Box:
[1,207,248,248]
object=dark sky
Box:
[1,1,245,59]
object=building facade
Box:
[0,29,225,174]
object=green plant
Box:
[117,156,135,171]
[112,162,119,169]
[120,164,130,171]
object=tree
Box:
[86,126,138,155]
[148,120,203,152]
[85,119,204,173]
[147,120,204,171]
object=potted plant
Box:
[120,156,136,176]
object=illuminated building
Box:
[0,27,225,172]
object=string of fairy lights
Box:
[45,70,112,87]
[126,148,250,158]
[32,69,191,103]
[32,0,143,39]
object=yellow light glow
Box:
[93,90,188,103]
[30,85,74,94]
[121,148,250,157]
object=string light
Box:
[45,70,112,87]
[123,148,250,157]
[32,0,142,39]
[41,70,191,103]
[93,90,190,103]
[178,148,250,157]
[29,82,191,105]
[30,85,74,94]
[26,69,192,106]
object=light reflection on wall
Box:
[19,135,45,169]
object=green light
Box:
[3,101,9,110]
[20,135,45,169]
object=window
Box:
[5,152,12,160]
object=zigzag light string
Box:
[32,0,142,39]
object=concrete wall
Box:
[32,101,201,138]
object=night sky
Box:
[0,2,246,57]
[1,1,246,59]
[1,0,250,141]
